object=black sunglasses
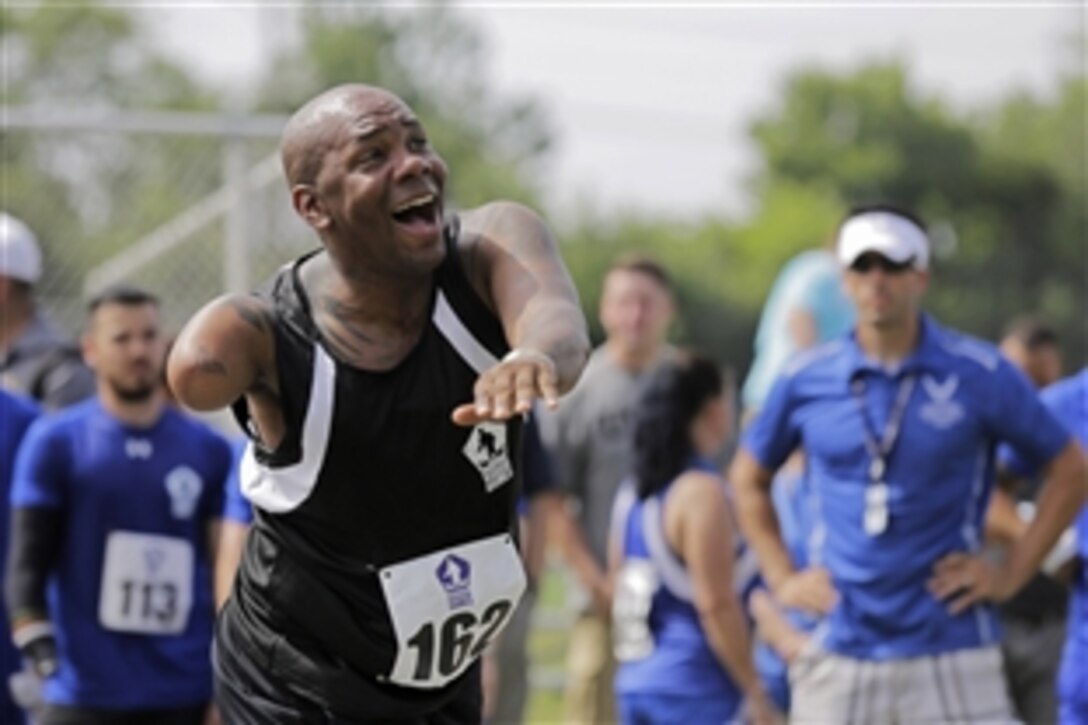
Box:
[849,255,915,274]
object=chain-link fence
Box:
[4,107,315,338]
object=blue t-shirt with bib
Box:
[11,399,231,709]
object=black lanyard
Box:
[851,374,916,484]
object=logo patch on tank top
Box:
[435,554,473,609]
[462,422,513,492]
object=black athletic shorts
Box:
[214,599,482,724]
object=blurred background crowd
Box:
[1,2,1084,723]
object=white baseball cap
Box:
[837,210,929,271]
[0,213,42,284]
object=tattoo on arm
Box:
[228,298,272,333]
[195,345,227,376]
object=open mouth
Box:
[391,193,440,229]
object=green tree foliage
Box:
[251,5,553,210]
[557,211,753,372]
[743,59,1085,367]
[1,1,222,285]
[560,57,1083,379]
[751,61,980,209]
[972,71,1086,350]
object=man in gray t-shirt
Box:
[539,254,674,725]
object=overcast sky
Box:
[144,2,1082,221]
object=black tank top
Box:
[227,218,522,707]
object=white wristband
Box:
[1042,527,1078,576]
[501,348,554,367]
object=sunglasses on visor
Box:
[849,255,915,274]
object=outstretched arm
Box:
[452,202,590,425]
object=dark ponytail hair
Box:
[632,351,723,499]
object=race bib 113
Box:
[98,531,194,635]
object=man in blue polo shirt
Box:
[999,368,1087,725]
[731,205,1087,722]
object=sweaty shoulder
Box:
[456,201,545,269]
[668,470,729,524]
[458,200,545,243]
[673,469,726,500]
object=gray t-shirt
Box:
[538,345,671,568]
[0,312,95,410]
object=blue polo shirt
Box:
[743,315,1071,660]
[998,368,1087,713]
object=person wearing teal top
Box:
[741,244,855,415]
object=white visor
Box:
[837,211,929,270]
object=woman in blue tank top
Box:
[610,352,778,724]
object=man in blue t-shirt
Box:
[0,390,39,724]
[731,205,1087,723]
[999,368,1088,725]
[5,286,231,725]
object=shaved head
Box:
[280,84,411,188]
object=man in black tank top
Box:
[167,83,589,723]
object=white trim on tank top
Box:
[239,292,498,512]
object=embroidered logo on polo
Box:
[919,374,964,429]
[435,554,473,609]
[164,466,203,520]
[462,422,513,492]
[125,438,153,459]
